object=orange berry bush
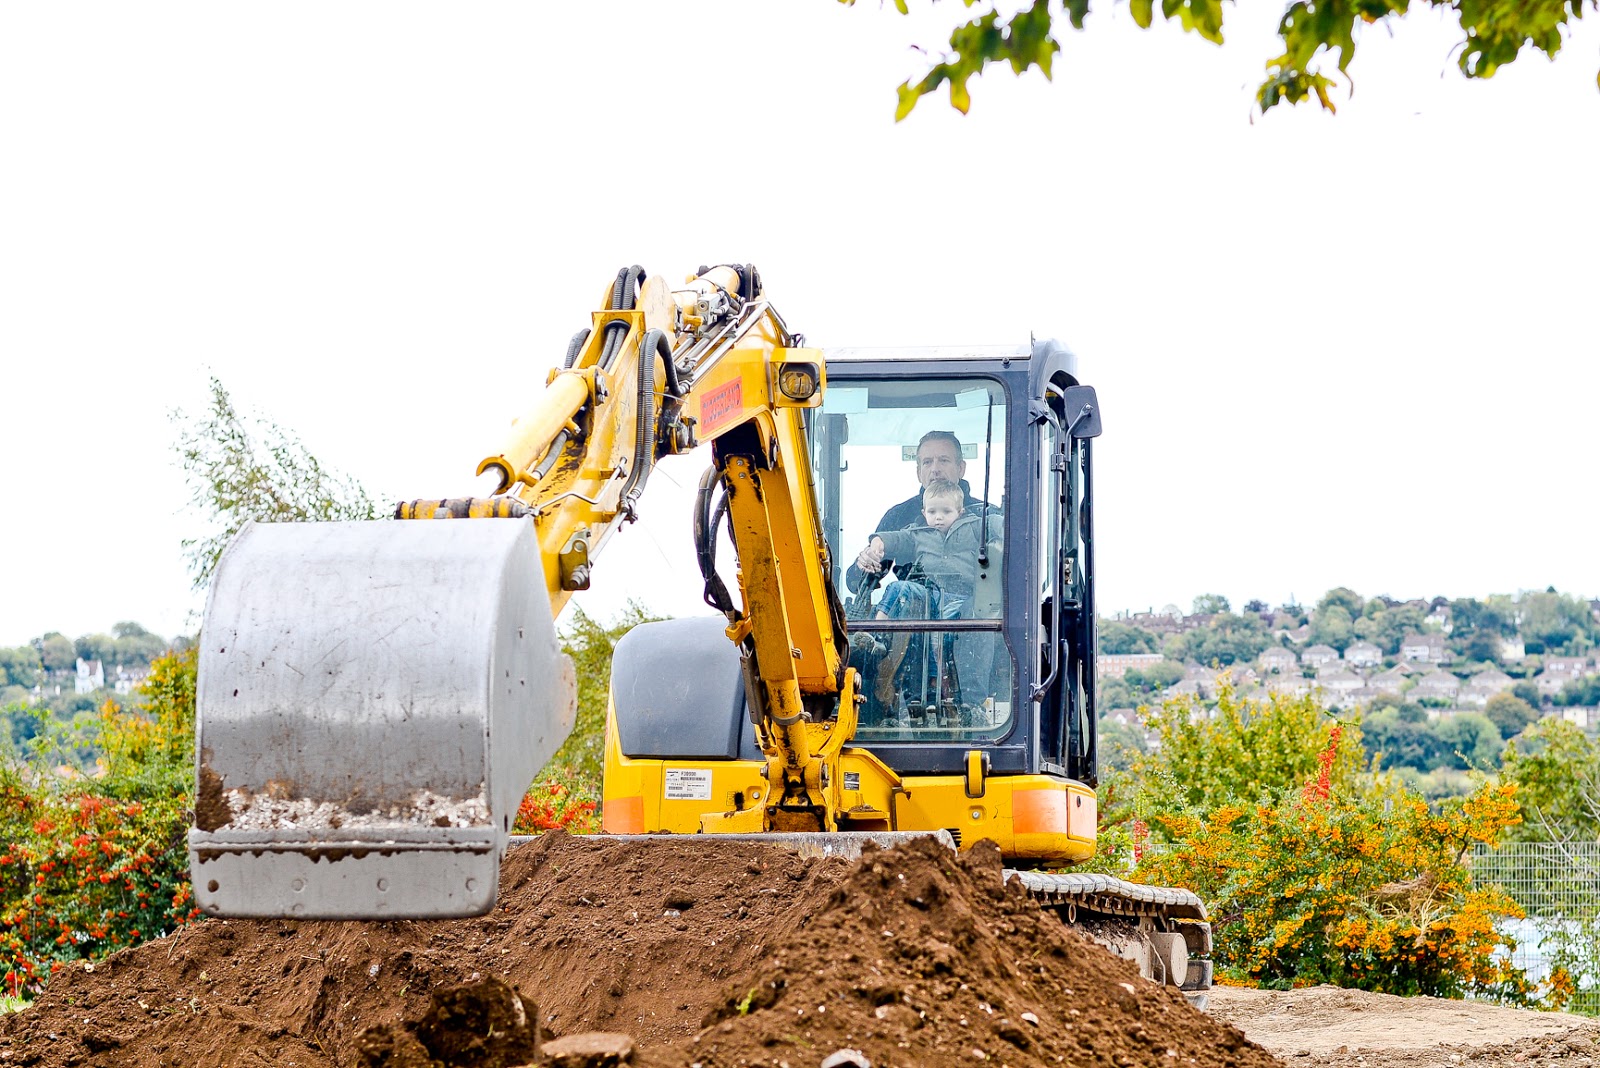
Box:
[1,648,202,1000]
[1116,685,1544,1004]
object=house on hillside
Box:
[1316,670,1365,699]
[1344,641,1382,668]
[1098,653,1166,680]
[1546,656,1593,678]
[1536,673,1571,700]
[1302,644,1339,670]
[1461,668,1515,707]
[1258,647,1298,674]
[1426,604,1453,633]
[1222,665,1259,686]
[1267,675,1313,697]
[1500,636,1527,662]
[1410,670,1461,702]
[1130,605,1193,635]
[74,658,105,695]
[1370,668,1409,696]
[1563,707,1600,730]
[1400,633,1450,664]
[112,664,150,696]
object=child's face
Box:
[922,498,960,532]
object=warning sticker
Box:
[699,378,743,435]
[664,769,713,801]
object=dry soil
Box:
[0,832,1591,1068]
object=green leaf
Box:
[1130,0,1154,29]
[894,80,924,122]
[951,75,973,113]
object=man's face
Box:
[916,441,965,488]
[922,498,961,532]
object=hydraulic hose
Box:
[530,429,571,482]
[617,329,655,520]
[599,265,647,373]
[640,327,682,397]
[563,328,591,369]
[694,466,737,617]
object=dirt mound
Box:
[0,833,1270,1068]
[672,837,1264,1068]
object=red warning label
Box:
[699,378,744,435]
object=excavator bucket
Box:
[188,519,575,920]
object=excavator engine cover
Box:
[188,519,575,919]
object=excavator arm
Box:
[189,264,864,919]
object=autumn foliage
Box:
[1,649,202,999]
[1119,685,1546,1004]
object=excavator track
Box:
[1006,870,1213,1008]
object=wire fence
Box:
[1472,842,1600,1014]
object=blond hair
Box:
[922,479,963,506]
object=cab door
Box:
[1035,384,1100,786]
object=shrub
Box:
[1119,687,1543,1004]
[1136,761,1532,1000]
[0,649,199,1000]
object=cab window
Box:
[811,377,1012,741]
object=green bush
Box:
[1115,686,1543,1004]
[0,649,199,1000]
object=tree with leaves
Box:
[1308,603,1355,651]
[0,648,41,691]
[1099,619,1159,654]
[1352,601,1426,657]
[171,377,379,590]
[848,0,1598,119]
[1501,718,1600,845]
[1484,691,1538,739]
[1163,611,1271,666]
[31,634,76,675]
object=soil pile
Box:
[671,836,1264,1068]
[0,833,1271,1068]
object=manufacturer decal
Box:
[664,768,713,801]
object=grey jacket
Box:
[872,513,999,603]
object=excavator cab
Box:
[811,342,1100,791]
[603,339,1105,860]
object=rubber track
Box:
[1003,869,1208,922]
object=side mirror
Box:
[1060,385,1102,439]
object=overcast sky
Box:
[2,2,1597,647]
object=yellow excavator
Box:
[187,263,1211,1000]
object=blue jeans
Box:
[877,580,964,621]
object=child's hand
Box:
[856,536,887,574]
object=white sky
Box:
[2,2,1597,646]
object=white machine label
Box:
[843,772,861,791]
[664,769,713,801]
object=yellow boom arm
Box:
[404,264,864,830]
